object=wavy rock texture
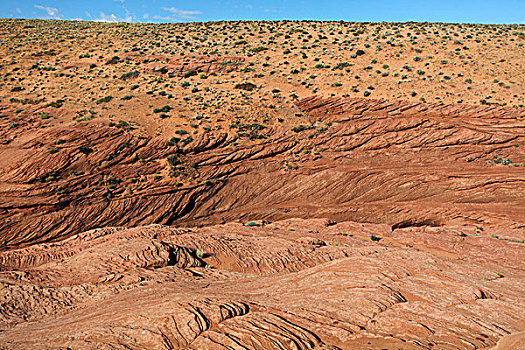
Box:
[1,97,524,349]
[0,218,524,349]
[1,97,523,249]
[1,19,524,349]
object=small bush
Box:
[251,46,268,53]
[105,56,120,65]
[167,155,179,166]
[78,146,93,155]
[153,105,171,113]
[234,82,257,91]
[96,96,113,104]
[120,71,139,80]
[183,70,197,78]
[46,99,64,108]
[292,125,309,132]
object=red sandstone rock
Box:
[0,219,523,349]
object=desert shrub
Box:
[251,46,268,53]
[234,82,257,91]
[46,99,64,108]
[183,70,197,78]
[292,125,309,132]
[37,170,60,183]
[333,62,350,70]
[120,71,139,80]
[93,95,112,104]
[105,56,120,65]
[167,155,179,166]
[153,105,171,113]
[78,146,93,154]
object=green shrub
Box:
[46,99,64,108]
[153,105,171,113]
[105,56,120,65]
[120,71,139,80]
[167,155,179,166]
[251,46,268,53]
[292,125,309,132]
[96,96,113,104]
[183,70,197,78]
[78,146,93,155]
[234,82,257,91]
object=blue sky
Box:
[1,0,524,24]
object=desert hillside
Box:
[0,19,524,349]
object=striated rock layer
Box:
[0,218,524,349]
[1,97,524,349]
[1,97,524,249]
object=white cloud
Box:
[34,5,63,19]
[94,13,117,22]
[94,12,122,22]
[15,8,22,14]
[154,7,202,21]
[94,6,134,23]
[122,6,135,22]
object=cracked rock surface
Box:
[1,218,524,349]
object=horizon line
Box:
[1,17,524,26]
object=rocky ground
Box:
[0,19,524,349]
